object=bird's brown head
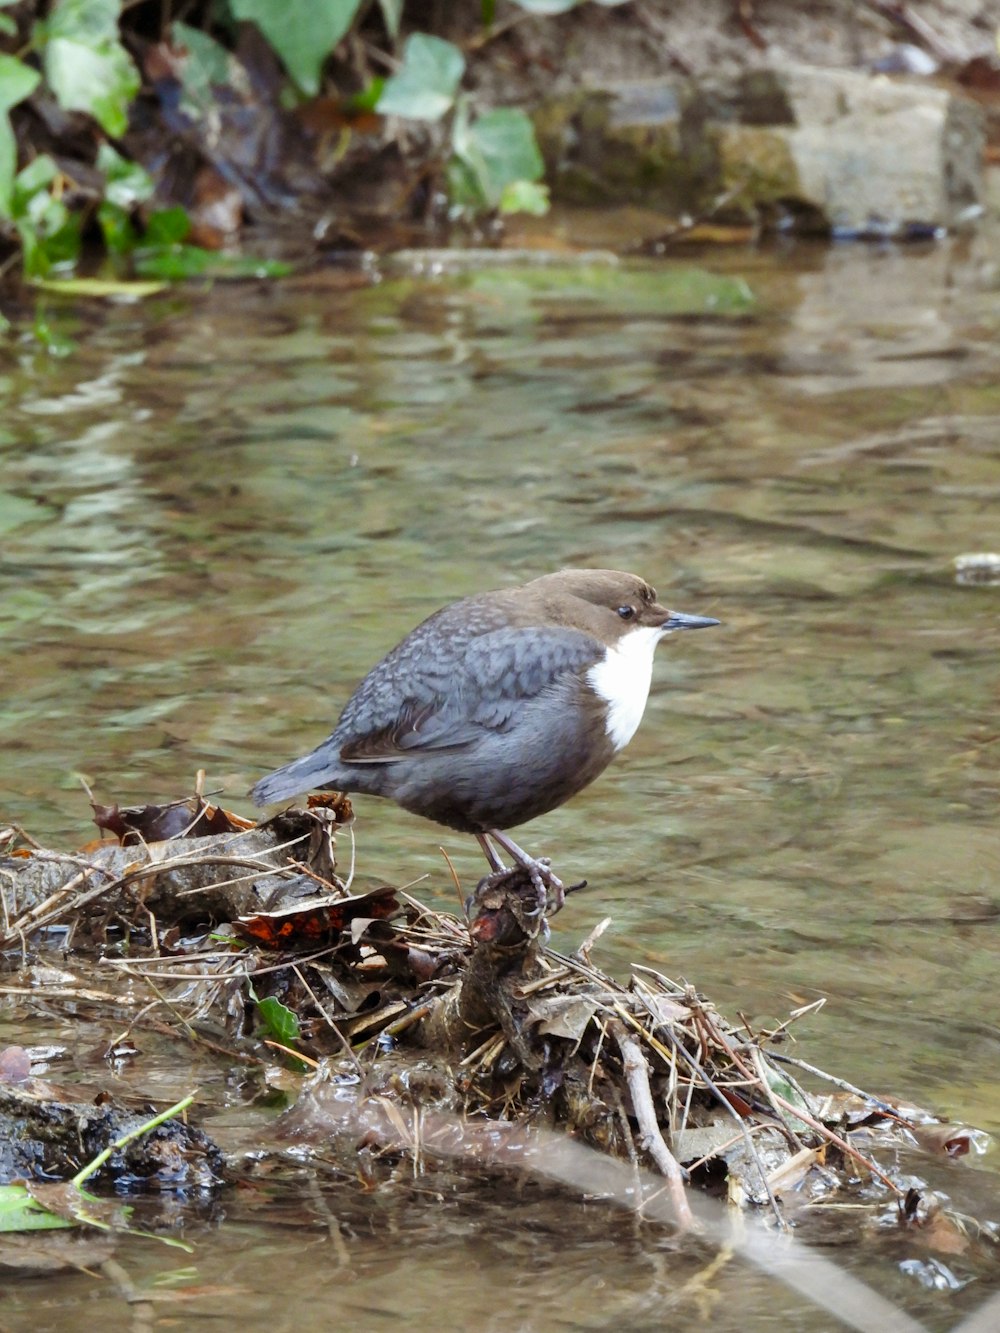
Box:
[520,568,719,642]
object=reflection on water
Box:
[1,234,999,1328]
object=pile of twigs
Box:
[0,799,982,1235]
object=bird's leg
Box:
[483,829,566,915]
[476,832,506,874]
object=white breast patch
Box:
[586,626,664,752]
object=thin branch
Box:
[611,1020,695,1231]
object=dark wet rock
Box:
[0,1082,224,1192]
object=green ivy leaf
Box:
[11,156,83,277]
[134,244,292,280]
[0,116,15,218]
[13,155,58,203]
[97,199,136,254]
[498,179,550,216]
[97,142,154,209]
[40,0,140,137]
[0,53,42,112]
[44,39,139,137]
[445,154,480,211]
[0,56,42,214]
[19,215,82,278]
[0,1184,74,1233]
[255,994,301,1046]
[143,207,191,248]
[343,77,385,114]
[377,33,465,121]
[451,105,544,210]
[229,0,361,96]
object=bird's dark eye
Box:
[617,605,635,620]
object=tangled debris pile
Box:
[0,794,991,1246]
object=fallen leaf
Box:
[93,797,247,844]
[234,886,399,949]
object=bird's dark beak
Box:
[662,611,720,632]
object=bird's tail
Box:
[249,746,343,806]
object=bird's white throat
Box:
[586,625,664,751]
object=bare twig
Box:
[611,1020,695,1231]
[292,962,362,1073]
[769,1051,899,1113]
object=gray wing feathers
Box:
[250,616,602,803]
[338,624,600,760]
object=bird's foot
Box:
[466,864,550,947]
[522,855,564,917]
[479,830,584,919]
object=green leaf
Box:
[143,207,191,247]
[11,161,83,277]
[255,994,301,1045]
[40,0,140,137]
[229,0,362,96]
[0,1184,74,1233]
[0,114,15,218]
[97,142,154,209]
[134,246,210,280]
[377,33,465,121]
[95,147,152,254]
[39,0,122,44]
[499,179,549,216]
[44,39,139,137]
[0,53,42,113]
[451,105,544,210]
[97,199,136,253]
[20,219,83,277]
[446,153,479,210]
[344,77,385,114]
[134,244,292,280]
[0,56,41,216]
[14,153,58,198]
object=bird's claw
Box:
[476,831,585,919]
[519,859,564,916]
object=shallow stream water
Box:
[1,231,999,1329]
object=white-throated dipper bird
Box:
[250,569,718,908]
